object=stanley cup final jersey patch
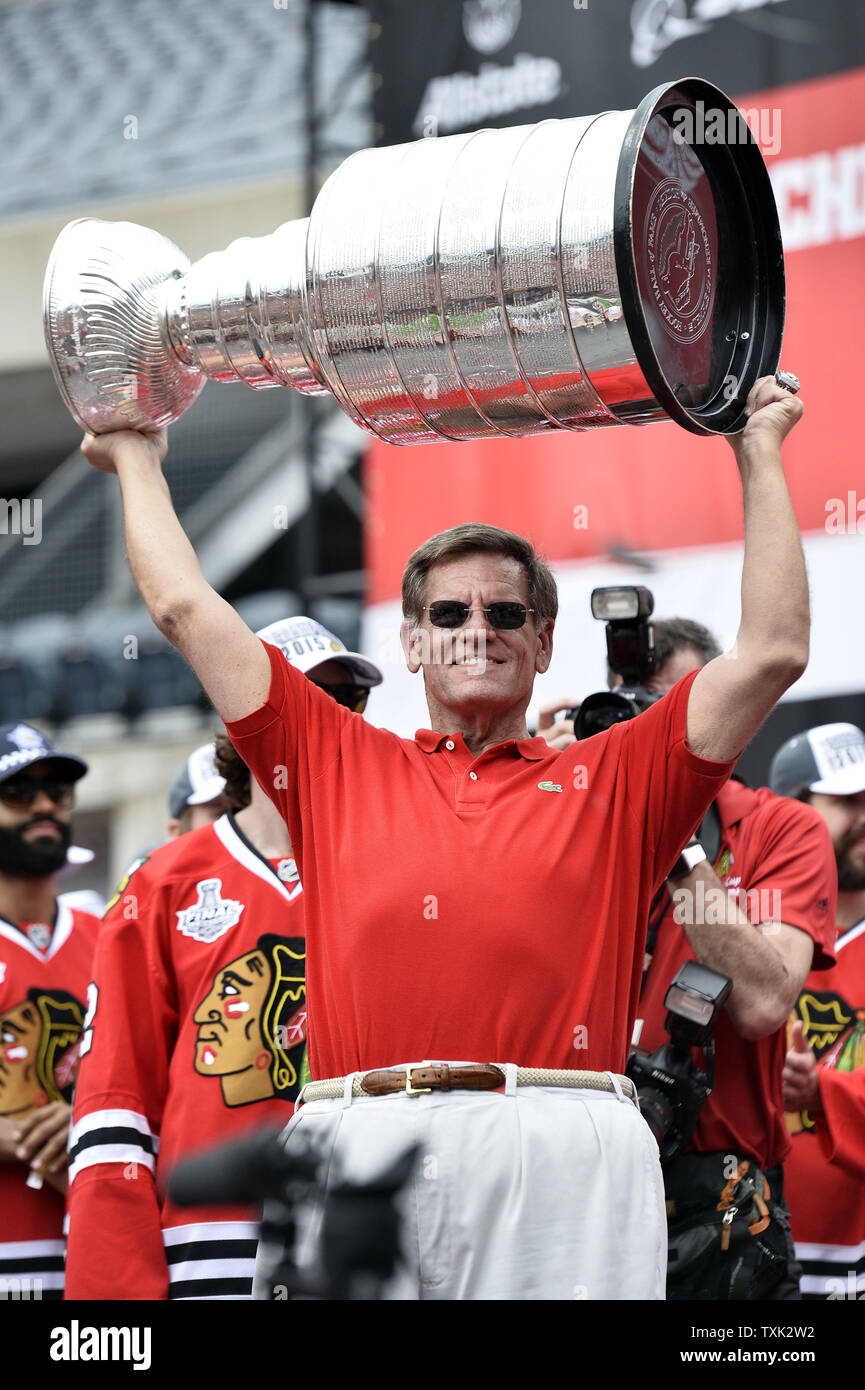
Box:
[176,879,244,944]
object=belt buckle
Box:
[405,1060,433,1095]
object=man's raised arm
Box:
[686,375,809,763]
[80,428,272,722]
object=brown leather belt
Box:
[361,1062,503,1096]
[299,1063,636,1104]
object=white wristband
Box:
[668,842,708,880]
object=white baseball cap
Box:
[769,723,865,798]
[169,743,226,819]
[256,616,382,688]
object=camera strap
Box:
[641,886,669,990]
[697,800,722,868]
[640,799,724,995]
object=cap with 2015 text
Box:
[769,723,865,798]
[256,617,383,687]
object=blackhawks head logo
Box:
[785,990,865,1135]
[0,988,85,1118]
[193,934,307,1107]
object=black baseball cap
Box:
[769,723,865,799]
[0,723,88,785]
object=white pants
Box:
[258,1064,667,1300]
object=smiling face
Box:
[403,553,553,725]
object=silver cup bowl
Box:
[44,78,784,442]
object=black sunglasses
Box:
[313,683,369,714]
[0,777,75,809]
[424,601,535,630]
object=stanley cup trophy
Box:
[43,78,785,444]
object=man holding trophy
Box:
[72,368,804,1299]
[44,79,808,1297]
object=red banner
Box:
[364,67,865,606]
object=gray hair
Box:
[652,617,722,668]
[606,616,722,689]
[401,523,558,627]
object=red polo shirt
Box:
[635,781,837,1168]
[226,643,735,1079]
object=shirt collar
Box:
[716,778,757,827]
[414,729,550,762]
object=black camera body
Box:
[572,586,661,739]
[169,1127,417,1300]
[627,1038,713,1164]
[627,960,732,1164]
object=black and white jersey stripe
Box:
[163,1222,260,1300]
[0,1238,65,1300]
[68,1116,260,1298]
[797,1237,865,1297]
[68,1109,159,1181]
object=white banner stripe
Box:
[69,1144,156,1183]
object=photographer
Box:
[631,621,837,1299]
[542,617,838,1298]
[79,374,810,1300]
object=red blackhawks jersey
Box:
[784,917,865,1297]
[65,813,306,1301]
[0,903,99,1299]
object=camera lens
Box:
[573,691,637,740]
[595,707,632,731]
[637,1087,676,1148]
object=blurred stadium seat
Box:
[52,641,126,723]
[0,0,372,885]
[0,0,370,218]
[234,590,302,633]
[0,645,51,724]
